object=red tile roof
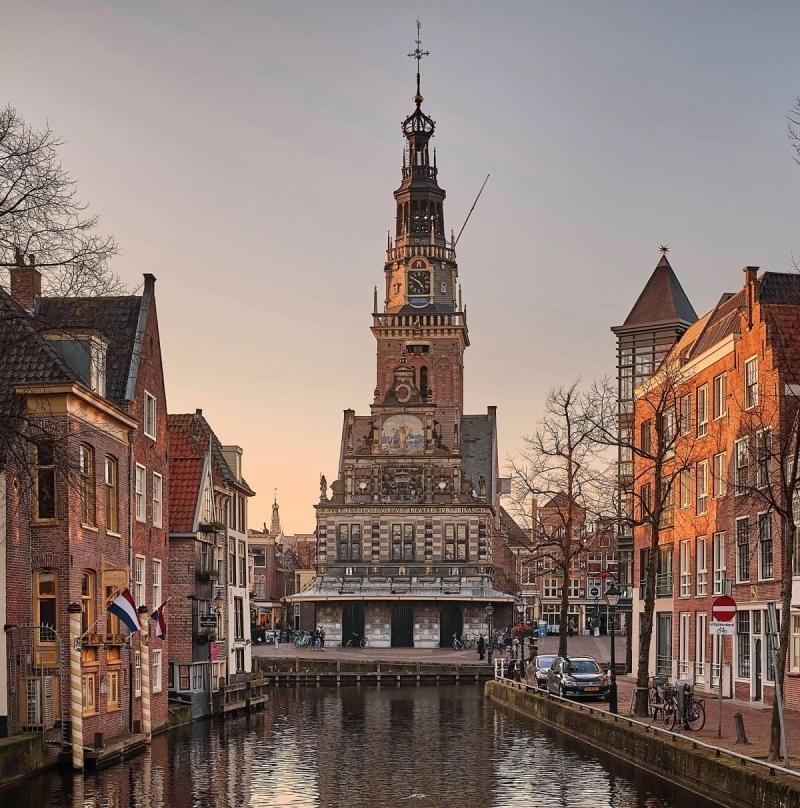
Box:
[168,413,210,533]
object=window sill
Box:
[106,530,122,538]
[152,687,162,694]
[82,709,98,718]
[31,519,57,527]
[135,517,147,524]
[82,524,99,532]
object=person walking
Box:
[568,617,575,637]
[477,634,486,661]
[504,645,516,680]
[319,627,326,649]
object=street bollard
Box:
[734,712,749,745]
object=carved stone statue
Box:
[478,475,486,499]
[320,475,328,501]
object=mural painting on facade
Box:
[381,415,424,453]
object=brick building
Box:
[249,497,316,633]
[629,265,800,708]
[287,44,514,645]
[0,257,170,742]
[167,411,254,717]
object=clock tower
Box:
[374,32,468,432]
[288,24,513,649]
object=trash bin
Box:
[538,621,547,639]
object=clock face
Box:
[408,270,431,295]
[395,383,412,403]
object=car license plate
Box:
[583,686,599,692]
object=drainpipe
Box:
[67,602,84,770]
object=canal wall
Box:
[485,680,800,808]
[0,734,59,789]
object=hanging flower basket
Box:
[512,621,533,639]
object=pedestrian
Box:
[319,627,325,649]
[504,645,515,680]
[525,642,538,686]
[313,628,321,650]
[568,617,575,638]
[477,634,486,661]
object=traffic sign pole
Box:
[711,595,737,739]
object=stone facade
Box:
[288,61,515,637]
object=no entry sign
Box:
[712,595,737,623]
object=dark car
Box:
[546,656,609,700]
[526,653,557,690]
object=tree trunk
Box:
[558,566,570,657]
[769,516,794,760]
[635,526,658,716]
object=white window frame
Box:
[135,463,147,522]
[134,555,146,609]
[679,613,691,679]
[144,391,157,440]
[744,356,758,410]
[712,373,727,420]
[712,532,726,595]
[735,437,748,495]
[758,511,774,580]
[696,536,707,596]
[696,385,708,437]
[735,516,750,583]
[152,649,162,693]
[152,472,163,528]
[679,539,691,598]
[695,612,707,682]
[791,614,800,674]
[696,460,708,515]
[713,452,726,498]
[679,468,691,509]
[134,651,142,698]
[680,394,691,436]
[152,558,162,610]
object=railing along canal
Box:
[491,666,800,781]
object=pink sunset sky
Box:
[6,1,799,532]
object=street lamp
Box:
[516,598,526,679]
[605,582,620,714]
[485,604,494,666]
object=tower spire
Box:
[408,19,429,105]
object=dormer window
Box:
[43,331,107,396]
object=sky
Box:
[6,1,800,532]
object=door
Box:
[341,603,365,646]
[754,638,762,701]
[391,603,414,647]
[439,604,463,648]
[656,612,672,675]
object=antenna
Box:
[454,174,490,248]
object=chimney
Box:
[10,248,41,311]
[195,408,203,416]
[744,266,759,329]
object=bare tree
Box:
[510,382,610,657]
[0,105,121,295]
[789,97,800,166]
[587,367,699,717]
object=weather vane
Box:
[408,19,429,99]
[660,244,670,255]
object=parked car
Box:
[527,653,557,690]
[546,656,608,700]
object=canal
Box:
[3,686,720,807]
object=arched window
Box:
[81,570,96,635]
[79,444,96,527]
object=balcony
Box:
[197,563,219,582]
[384,242,456,264]
[372,311,467,331]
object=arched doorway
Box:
[391,603,414,647]
[439,604,463,648]
[341,603,365,646]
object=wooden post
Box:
[734,712,748,745]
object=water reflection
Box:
[2,686,718,808]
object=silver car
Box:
[546,656,609,700]
[527,653,557,690]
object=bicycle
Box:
[293,631,311,648]
[344,632,369,648]
[452,633,465,650]
[662,682,705,731]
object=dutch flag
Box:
[150,601,168,639]
[107,588,140,633]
